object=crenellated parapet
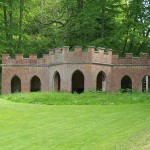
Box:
[2,46,113,66]
[2,54,45,65]
[2,46,150,66]
[112,53,150,65]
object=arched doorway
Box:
[72,70,84,93]
[54,71,60,91]
[11,76,21,93]
[30,76,41,92]
[121,75,132,91]
[96,71,106,91]
[142,76,150,93]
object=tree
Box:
[18,0,24,49]
[0,0,149,57]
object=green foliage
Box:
[2,91,150,105]
[0,0,149,56]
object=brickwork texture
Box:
[1,46,150,94]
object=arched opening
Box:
[72,70,84,93]
[142,76,150,93]
[121,75,132,92]
[54,72,61,91]
[11,76,21,93]
[30,76,41,92]
[96,71,106,91]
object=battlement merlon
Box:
[74,46,83,52]
[2,54,11,64]
[29,54,37,60]
[2,47,150,65]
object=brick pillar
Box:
[74,46,83,52]
[2,54,10,64]
[62,46,70,53]
[29,54,37,60]
[15,54,23,61]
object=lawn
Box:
[0,92,150,150]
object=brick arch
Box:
[30,75,41,92]
[96,71,106,91]
[142,75,150,93]
[72,70,84,93]
[121,75,132,91]
[11,75,21,93]
[53,71,61,91]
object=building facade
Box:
[1,46,150,94]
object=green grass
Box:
[2,91,150,105]
[0,92,150,149]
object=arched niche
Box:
[11,76,21,93]
[30,76,41,92]
[72,70,84,93]
[54,71,61,91]
[142,75,150,93]
[121,75,132,92]
[96,71,106,91]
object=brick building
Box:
[1,46,150,94]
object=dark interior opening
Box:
[97,72,106,91]
[54,72,60,91]
[31,76,41,92]
[142,76,150,92]
[72,70,84,93]
[121,75,132,92]
[11,76,21,93]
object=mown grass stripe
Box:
[0,93,150,150]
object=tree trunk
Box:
[18,0,24,49]
[122,37,128,55]
[3,5,9,40]
[101,7,105,38]
[9,0,13,42]
[77,0,83,10]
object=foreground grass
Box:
[2,91,150,105]
[0,92,150,149]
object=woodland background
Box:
[0,0,149,57]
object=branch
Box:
[36,14,71,28]
[44,20,65,26]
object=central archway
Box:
[11,76,21,93]
[54,71,60,91]
[30,76,41,92]
[72,70,84,93]
[121,75,132,91]
[96,71,106,91]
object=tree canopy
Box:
[0,0,149,57]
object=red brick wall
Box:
[1,46,150,94]
[111,66,150,92]
[2,66,49,94]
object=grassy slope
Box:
[0,93,150,150]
